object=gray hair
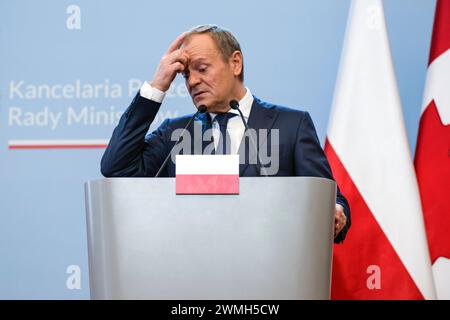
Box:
[187,24,244,81]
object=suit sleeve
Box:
[100,92,170,177]
[294,112,351,243]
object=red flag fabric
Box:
[415,0,450,300]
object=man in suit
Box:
[101,25,350,243]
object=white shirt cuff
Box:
[140,81,166,103]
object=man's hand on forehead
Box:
[150,32,190,92]
[166,32,188,54]
[170,33,201,75]
[167,32,190,70]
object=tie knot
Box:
[213,112,237,128]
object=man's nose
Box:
[187,72,201,89]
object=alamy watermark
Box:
[170,123,281,175]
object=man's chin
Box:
[192,99,226,113]
[194,98,212,110]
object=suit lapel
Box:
[238,97,278,176]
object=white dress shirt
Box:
[140,82,253,154]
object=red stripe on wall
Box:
[8,144,108,149]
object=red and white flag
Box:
[415,0,450,300]
[176,155,239,194]
[325,0,436,299]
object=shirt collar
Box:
[209,87,254,121]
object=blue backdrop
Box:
[0,0,435,299]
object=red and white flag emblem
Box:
[176,155,239,195]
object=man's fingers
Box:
[178,52,189,66]
[166,49,189,67]
[337,215,346,227]
[334,209,347,238]
[151,33,189,92]
[169,50,188,65]
[340,214,347,226]
[166,32,188,54]
[171,61,185,73]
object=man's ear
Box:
[229,51,243,78]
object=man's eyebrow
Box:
[189,57,209,65]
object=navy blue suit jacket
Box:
[101,92,351,243]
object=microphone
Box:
[154,105,207,177]
[229,100,267,176]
